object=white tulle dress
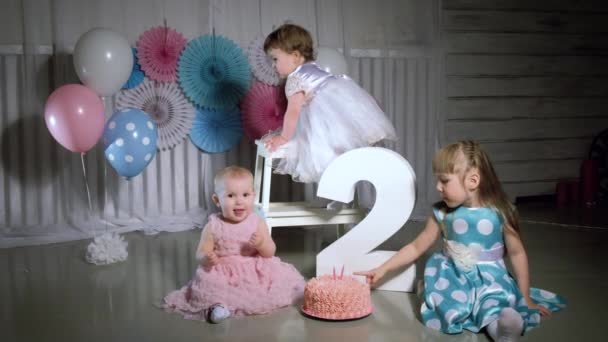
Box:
[262,62,397,183]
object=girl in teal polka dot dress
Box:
[355,140,566,341]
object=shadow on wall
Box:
[51,53,81,88]
[0,115,67,187]
[0,51,80,186]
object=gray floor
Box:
[2,201,607,342]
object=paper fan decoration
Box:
[239,81,286,140]
[190,107,243,153]
[116,79,194,150]
[122,48,145,89]
[136,26,188,82]
[178,34,251,110]
[247,36,280,86]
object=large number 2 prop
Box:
[317,147,417,292]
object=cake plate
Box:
[301,306,373,321]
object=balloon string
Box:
[80,153,93,214]
[103,154,108,234]
[100,95,110,236]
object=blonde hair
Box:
[264,23,314,62]
[432,140,519,232]
[213,166,253,194]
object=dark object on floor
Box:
[588,128,608,202]
[580,159,598,207]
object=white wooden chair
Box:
[253,140,365,235]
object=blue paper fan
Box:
[190,107,243,153]
[122,48,145,89]
[178,34,251,111]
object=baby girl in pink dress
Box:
[163,166,305,323]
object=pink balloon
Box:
[44,84,105,153]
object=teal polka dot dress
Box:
[420,204,566,334]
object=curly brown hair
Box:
[263,24,314,62]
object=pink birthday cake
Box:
[302,274,372,320]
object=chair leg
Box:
[253,143,273,234]
[334,187,358,238]
[262,156,272,211]
[254,151,263,200]
[336,224,346,239]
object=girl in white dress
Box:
[263,24,397,184]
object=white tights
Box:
[486,308,524,342]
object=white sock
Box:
[208,303,230,323]
[326,200,344,210]
[327,200,353,210]
[309,197,329,208]
[486,308,523,342]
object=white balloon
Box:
[315,47,348,76]
[73,28,133,97]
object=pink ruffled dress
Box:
[163,213,305,320]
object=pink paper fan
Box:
[137,26,188,82]
[239,81,287,140]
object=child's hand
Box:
[528,302,551,316]
[265,135,288,152]
[204,251,219,267]
[249,232,264,249]
[353,267,387,287]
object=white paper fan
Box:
[247,36,280,86]
[117,79,194,150]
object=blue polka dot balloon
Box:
[103,108,158,179]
